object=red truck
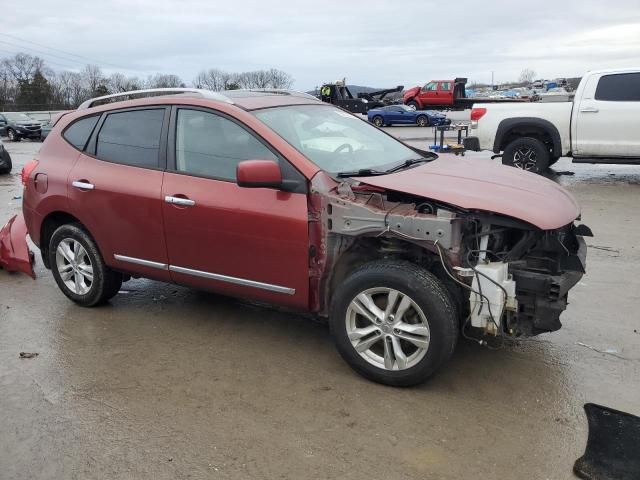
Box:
[403,78,522,111]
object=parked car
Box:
[367,105,451,127]
[0,112,42,141]
[0,138,11,174]
[464,68,640,173]
[0,88,589,387]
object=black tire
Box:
[372,115,384,127]
[548,156,560,167]
[49,223,122,307]
[416,115,429,127]
[502,137,550,173]
[330,260,458,387]
[6,129,20,142]
[406,100,419,110]
[0,149,11,174]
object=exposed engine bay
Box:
[309,173,590,340]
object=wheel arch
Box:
[39,211,91,269]
[494,118,562,157]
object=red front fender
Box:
[0,214,35,279]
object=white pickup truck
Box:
[464,68,640,173]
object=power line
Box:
[0,48,82,70]
[0,40,88,69]
[0,32,125,69]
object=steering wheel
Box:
[334,143,354,154]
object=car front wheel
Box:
[416,115,429,127]
[330,260,458,386]
[372,115,384,127]
[6,129,20,142]
[49,224,122,307]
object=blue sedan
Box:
[367,105,451,127]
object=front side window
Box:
[175,109,277,181]
[254,105,421,174]
[595,73,640,101]
[63,115,100,151]
[96,109,165,167]
[422,82,438,92]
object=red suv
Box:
[0,88,590,386]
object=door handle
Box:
[72,180,94,190]
[580,107,599,113]
[164,195,195,207]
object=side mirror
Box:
[236,160,282,189]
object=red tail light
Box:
[21,159,39,186]
[470,108,487,121]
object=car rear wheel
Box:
[330,260,458,387]
[0,149,11,174]
[6,129,20,142]
[372,115,384,127]
[502,137,550,173]
[416,115,429,127]
[49,224,122,307]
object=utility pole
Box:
[491,71,494,89]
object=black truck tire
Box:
[502,137,550,173]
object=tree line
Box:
[0,53,294,111]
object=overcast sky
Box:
[2,0,640,90]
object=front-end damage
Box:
[308,172,589,339]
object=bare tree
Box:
[146,74,185,88]
[108,73,142,92]
[193,68,236,91]
[81,65,105,97]
[518,68,537,84]
[1,53,46,83]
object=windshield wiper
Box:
[336,168,387,178]
[383,157,432,174]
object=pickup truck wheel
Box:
[330,260,458,387]
[503,137,549,173]
[416,115,429,127]
[372,115,384,127]
[406,101,419,111]
[49,224,122,307]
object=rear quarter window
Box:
[62,115,100,151]
[96,109,165,168]
[595,73,640,101]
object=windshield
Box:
[253,105,420,174]
[5,113,35,122]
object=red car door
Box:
[418,81,439,106]
[161,107,310,308]
[66,107,171,281]
[438,81,453,105]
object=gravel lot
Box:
[1,136,639,479]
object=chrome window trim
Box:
[114,254,168,270]
[169,265,295,295]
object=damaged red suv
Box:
[1,88,590,386]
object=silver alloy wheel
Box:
[417,116,427,126]
[345,287,430,371]
[55,238,94,295]
[512,147,538,171]
[373,116,383,126]
[7,129,16,141]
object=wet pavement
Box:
[1,139,639,479]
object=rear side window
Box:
[63,115,100,150]
[96,109,165,167]
[595,73,640,101]
[175,109,277,181]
